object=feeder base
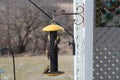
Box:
[43,71,64,76]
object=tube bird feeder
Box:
[42,23,64,76]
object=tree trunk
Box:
[18,45,26,53]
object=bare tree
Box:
[10,6,41,53]
[0,0,73,55]
[9,0,56,54]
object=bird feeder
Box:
[42,23,64,76]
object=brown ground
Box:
[0,55,74,80]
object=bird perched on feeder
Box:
[54,36,60,46]
[54,36,60,51]
[45,34,50,60]
[43,65,49,74]
[45,49,50,60]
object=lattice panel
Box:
[93,45,120,80]
[93,27,120,80]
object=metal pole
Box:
[9,49,16,80]
[0,48,16,80]
[12,53,16,80]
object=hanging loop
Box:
[74,5,84,25]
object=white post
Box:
[74,0,94,80]
[74,0,85,80]
[85,0,94,80]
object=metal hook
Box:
[76,6,84,14]
[74,5,84,25]
[74,15,84,25]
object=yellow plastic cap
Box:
[42,23,64,32]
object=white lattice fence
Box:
[93,27,120,80]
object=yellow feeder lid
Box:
[42,23,64,31]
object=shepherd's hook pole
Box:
[9,49,16,80]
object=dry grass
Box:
[0,55,74,80]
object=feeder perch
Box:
[42,23,64,76]
[44,71,64,76]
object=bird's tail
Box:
[43,65,49,74]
